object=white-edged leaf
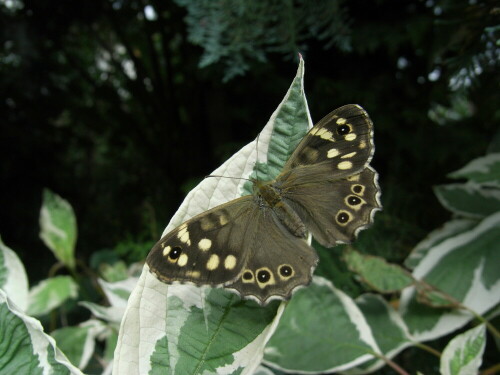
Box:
[448,153,500,186]
[0,289,84,374]
[51,319,107,370]
[80,276,138,324]
[400,212,500,342]
[27,275,79,316]
[345,294,414,373]
[114,58,311,375]
[434,183,500,218]
[39,189,77,270]
[440,324,486,375]
[405,219,477,270]
[113,270,285,375]
[0,236,29,311]
[264,277,381,373]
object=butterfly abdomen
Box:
[256,182,307,239]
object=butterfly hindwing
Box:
[281,167,381,247]
[284,104,374,177]
[225,208,318,304]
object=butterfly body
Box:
[253,180,307,239]
[147,104,381,304]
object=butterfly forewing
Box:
[283,104,374,177]
[147,196,257,286]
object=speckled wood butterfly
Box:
[147,104,381,305]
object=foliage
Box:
[174,0,351,81]
[1,0,499,374]
[2,63,498,374]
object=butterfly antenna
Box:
[205,174,252,183]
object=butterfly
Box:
[146,104,381,305]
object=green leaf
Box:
[405,219,477,270]
[344,249,414,293]
[80,277,138,324]
[0,289,83,374]
[114,60,310,374]
[434,183,500,218]
[0,236,29,311]
[349,294,413,372]
[447,153,500,186]
[51,320,106,370]
[440,324,486,375]
[265,277,379,372]
[27,276,78,316]
[39,189,77,270]
[100,261,129,282]
[244,57,310,189]
[400,212,500,342]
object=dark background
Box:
[1,0,498,283]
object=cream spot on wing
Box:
[341,152,357,159]
[206,254,220,270]
[177,225,190,245]
[310,127,319,135]
[359,141,366,149]
[315,128,326,136]
[345,133,357,141]
[198,238,212,251]
[327,148,339,158]
[178,229,190,245]
[304,147,319,162]
[162,246,171,257]
[200,217,214,231]
[177,253,188,267]
[314,128,334,141]
[320,130,334,141]
[336,117,347,125]
[186,270,201,278]
[219,215,228,226]
[224,255,237,270]
[347,174,360,182]
[338,161,353,170]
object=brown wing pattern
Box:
[147,196,258,286]
[281,166,381,247]
[283,104,374,178]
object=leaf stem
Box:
[480,363,500,375]
[413,342,442,358]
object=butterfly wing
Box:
[283,104,374,176]
[224,206,318,304]
[281,167,381,247]
[277,104,381,247]
[147,196,258,286]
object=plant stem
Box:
[379,354,410,375]
[414,342,442,358]
[480,363,500,375]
